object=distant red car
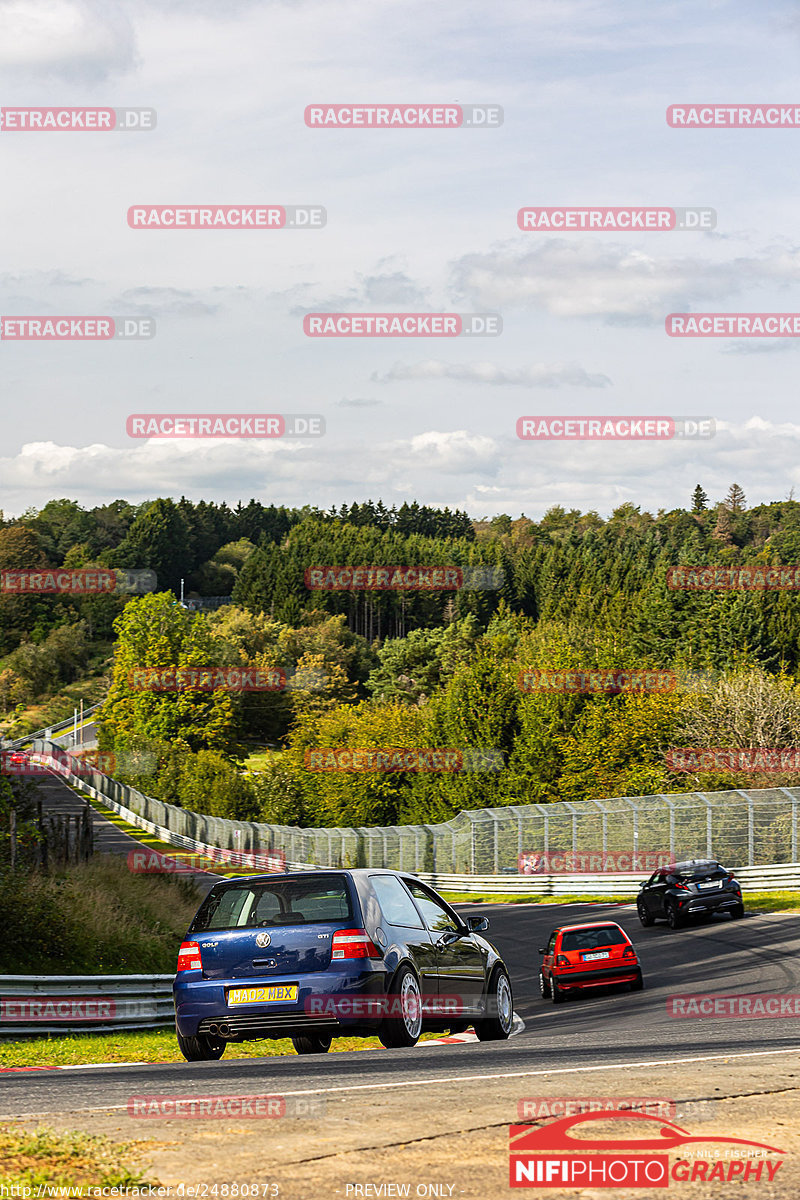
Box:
[539,921,643,1003]
[1,749,31,775]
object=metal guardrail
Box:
[32,745,800,896]
[33,742,800,893]
[34,737,800,872]
[8,703,102,750]
[0,974,174,1037]
[416,864,800,895]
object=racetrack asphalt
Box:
[7,771,800,1196]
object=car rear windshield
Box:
[674,864,727,881]
[190,875,354,933]
[560,926,628,951]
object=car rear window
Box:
[560,926,628,952]
[674,865,727,881]
[190,875,354,932]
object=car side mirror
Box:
[538,946,545,954]
[466,915,489,933]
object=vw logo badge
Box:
[255,931,271,948]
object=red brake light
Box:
[623,945,636,959]
[674,881,690,891]
[177,940,203,972]
[555,954,570,967]
[331,929,381,960]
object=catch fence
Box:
[31,740,800,873]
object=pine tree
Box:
[725,483,747,514]
[691,485,708,513]
[713,504,734,545]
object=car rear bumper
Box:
[552,966,640,988]
[174,967,388,1039]
[679,892,741,914]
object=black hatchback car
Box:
[173,869,514,1060]
[637,859,744,929]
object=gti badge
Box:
[255,931,271,947]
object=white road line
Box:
[3,1045,799,1117]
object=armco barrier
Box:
[0,974,174,1037]
[32,740,800,886]
[415,864,800,895]
[8,703,102,750]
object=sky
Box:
[2,0,800,519]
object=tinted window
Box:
[370,876,424,928]
[676,865,726,881]
[547,933,557,953]
[190,876,353,932]
[407,883,458,932]
[560,926,628,952]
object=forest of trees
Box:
[5,483,800,828]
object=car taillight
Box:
[623,946,636,959]
[555,954,570,967]
[331,929,381,960]
[674,882,690,891]
[176,940,203,972]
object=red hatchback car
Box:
[539,921,643,1003]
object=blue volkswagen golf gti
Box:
[174,869,514,1060]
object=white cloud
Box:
[449,240,800,321]
[3,418,799,519]
[374,359,611,387]
[0,0,137,80]
[291,270,430,315]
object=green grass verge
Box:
[242,747,280,773]
[443,889,800,911]
[0,1027,444,1069]
[741,890,800,912]
[0,856,201,974]
[0,651,111,741]
[441,892,634,904]
[0,1124,157,1190]
[81,792,264,876]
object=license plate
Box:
[582,951,610,961]
[697,881,722,890]
[228,984,298,1006]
